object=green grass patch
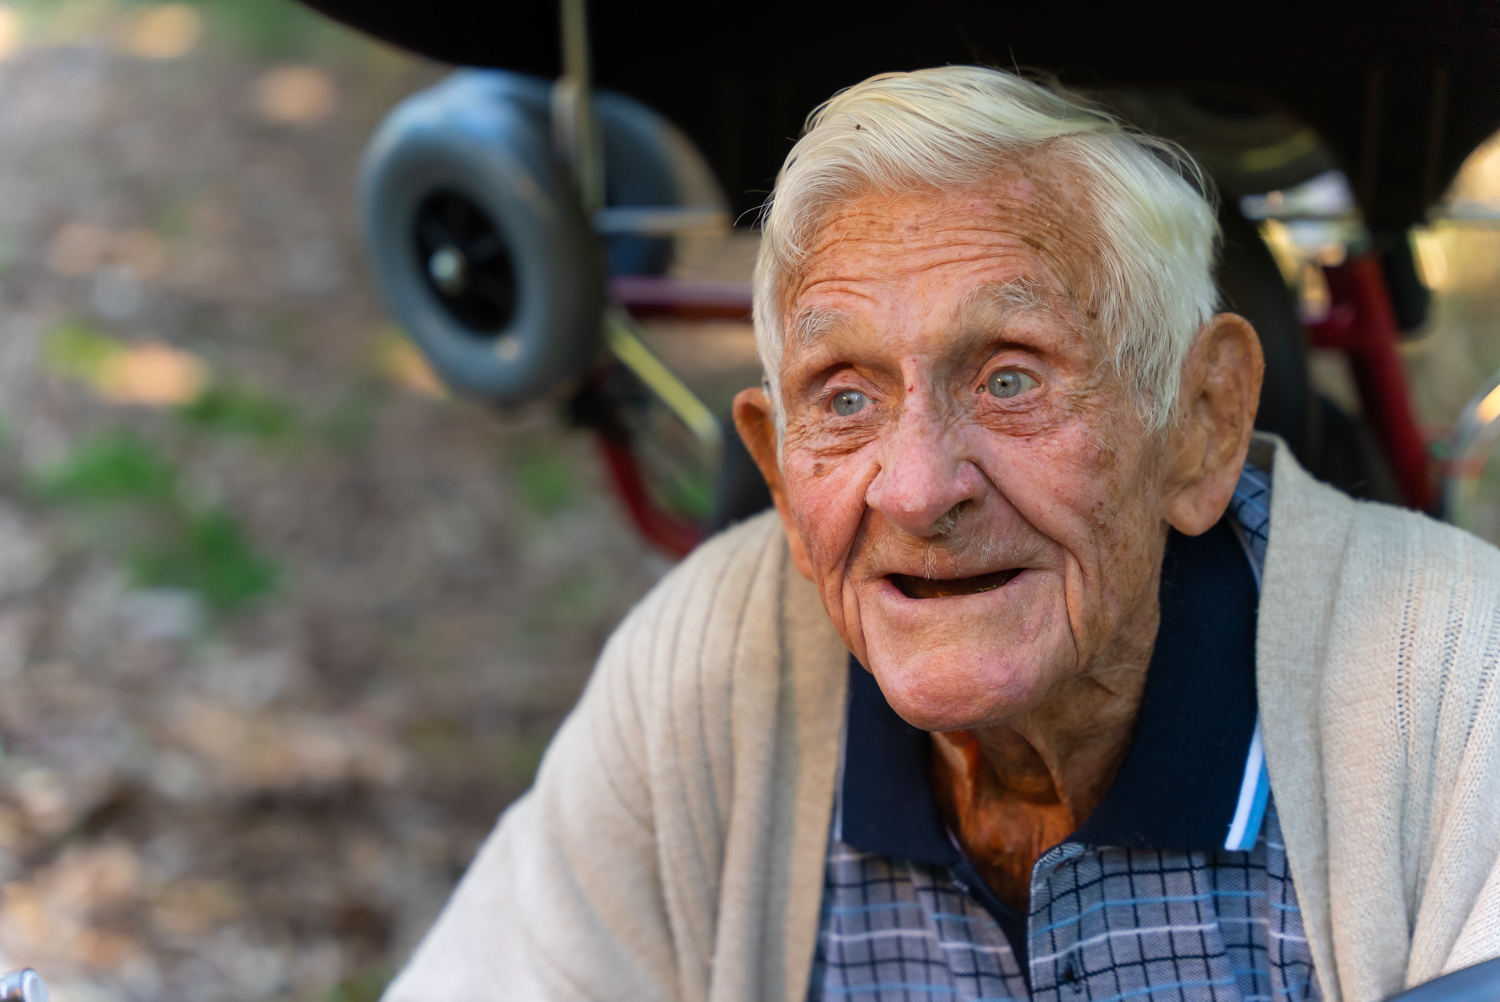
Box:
[0,229,22,274]
[178,383,297,440]
[31,432,278,614]
[31,432,177,504]
[130,507,277,612]
[42,322,121,382]
[513,452,575,513]
[152,195,194,241]
[319,965,392,1002]
[499,733,549,787]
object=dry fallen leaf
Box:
[252,66,338,127]
[375,329,447,398]
[95,342,208,406]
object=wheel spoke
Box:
[463,233,505,265]
[418,213,451,254]
[470,272,512,302]
[443,195,470,242]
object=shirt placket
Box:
[1026,842,1089,1002]
[1029,844,1253,1002]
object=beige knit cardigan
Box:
[385,435,1500,1002]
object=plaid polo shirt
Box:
[810,464,1319,1002]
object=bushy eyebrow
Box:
[788,305,859,349]
[785,277,1087,370]
[955,277,1075,326]
[949,277,1092,355]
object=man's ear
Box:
[733,385,815,579]
[1164,313,1265,536]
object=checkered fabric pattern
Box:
[808,464,1316,1002]
[1226,464,1271,577]
[810,805,1317,1002]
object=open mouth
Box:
[888,568,1022,599]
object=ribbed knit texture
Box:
[1251,437,1500,1002]
[385,435,1500,1002]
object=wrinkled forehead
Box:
[782,177,1105,359]
[786,277,1089,357]
[784,172,1105,330]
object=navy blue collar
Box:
[837,516,1261,862]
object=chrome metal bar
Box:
[1442,367,1500,533]
[0,969,48,1002]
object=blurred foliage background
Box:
[0,3,669,1001]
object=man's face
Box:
[772,181,1176,732]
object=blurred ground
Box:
[0,4,677,1000]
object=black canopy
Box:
[304,1,1499,226]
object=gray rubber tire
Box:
[358,71,603,406]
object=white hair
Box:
[753,66,1220,436]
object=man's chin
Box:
[862,644,1053,732]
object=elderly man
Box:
[387,67,1500,1002]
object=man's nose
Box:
[865,408,984,538]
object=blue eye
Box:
[831,390,869,416]
[986,369,1038,399]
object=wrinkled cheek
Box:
[783,457,865,565]
[996,425,1151,654]
[1037,427,1126,513]
[838,585,868,665]
[782,454,870,636]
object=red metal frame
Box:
[595,435,704,556]
[608,276,752,321]
[587,279,751,555]
[1304,254,1434,512]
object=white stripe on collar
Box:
[1224,715,1271,851]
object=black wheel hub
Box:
[413,189,517,334]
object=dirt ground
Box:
[0,4,685,1000]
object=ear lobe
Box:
[1164,313,1264,536]
[732,386,815,579]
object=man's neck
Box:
[930,597,1158,912]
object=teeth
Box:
[889,568,1020,599]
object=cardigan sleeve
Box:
[1310,495,1500,1000]
[1253,435,1500,1002]
[381,600,681,1002]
